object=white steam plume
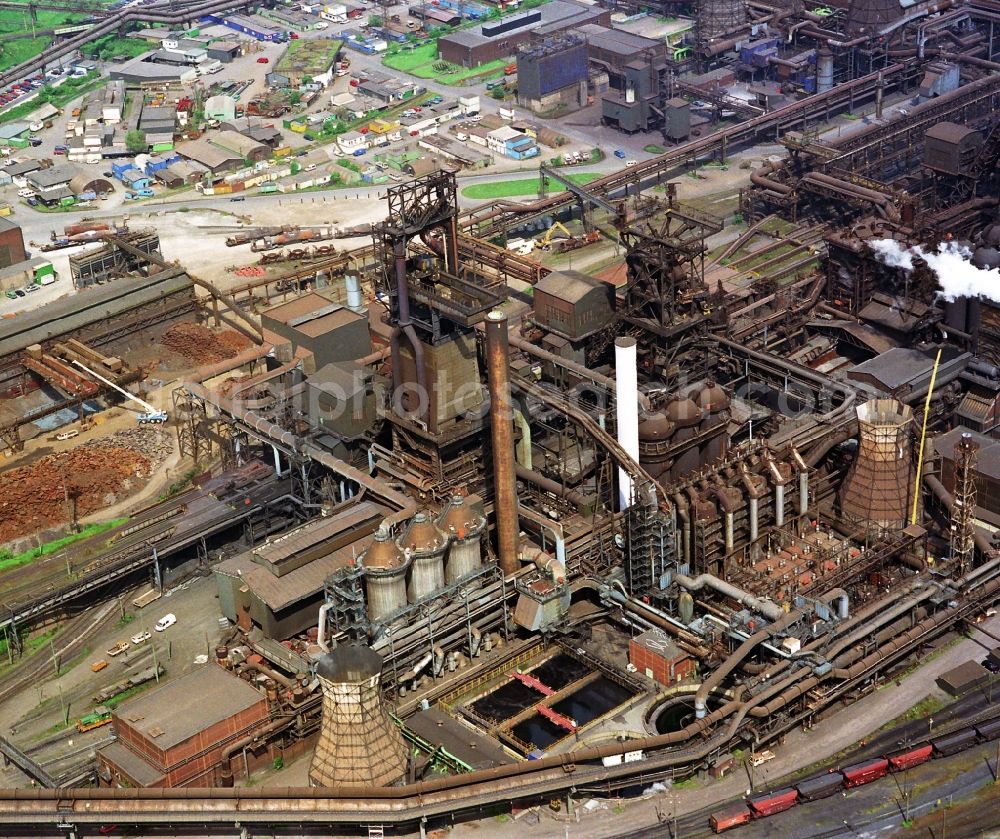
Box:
[869,238,1000,303]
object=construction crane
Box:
[70,360,167,424]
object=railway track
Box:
[0,601,117,707]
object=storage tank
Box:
[308,645,407,787]
[362,524,409,621]
[398,512,448,602]
[437,495,486,582]
[697,380,730,464]
[637,410,675,479]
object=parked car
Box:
[27,197,37,206]
[102,170,113,177]
[257,57,269,64]
[155,613,177,632]
[130,630,151,645]
[14,288,25,297]
[24,284,38,293]
[352,148,366,156]
[625,159,637,166]
[4,290,16,299]
[229,196,245,202]
[614,148,626,159]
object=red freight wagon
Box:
[887,743,933,772]
[842,758,889,788]
[747,787,799,817]
[710,804,752,833]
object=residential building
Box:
[337,130,367,153]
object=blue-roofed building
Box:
[120,168,151,190]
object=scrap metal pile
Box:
[159,323,253,367]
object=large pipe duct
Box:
[485,310,520,577]
[615,337,640,510]
[674,573,786,621]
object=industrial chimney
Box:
[840,398,914,529]
[309,645,407,788]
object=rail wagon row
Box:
[710,717,1000,832]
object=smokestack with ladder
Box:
[486,310,519,577]
[615,337,640,509]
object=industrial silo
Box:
[840,399,914,529]
[362,524,410,622]
[309,645,407,788]
[437,495,487,582]
[398,511,448,602]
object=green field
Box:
[383,42,507,85]
[80,34,150,60]
[462,172,602,200]
[0,6,87,71]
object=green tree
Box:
[368,14,382,26]
[125,130,147,153]
[491,86,505,100]
[289,91,302,105]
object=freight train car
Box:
[795,771,844,800]
[887,743,933,771]
[976,718,1000,741]
[747,788,798,817]
[841,758,889,788]
[931,728,978,756]
[710,803,753,833]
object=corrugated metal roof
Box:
[0,271,194,358]
[216,501,389,611]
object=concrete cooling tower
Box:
[309,645,407,787]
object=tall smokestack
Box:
[486,310,519,577]
[615,337,640,509]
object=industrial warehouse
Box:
[2,0,1000,834]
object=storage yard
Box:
[2,0,1000,834]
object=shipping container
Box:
[841,758,888,788]
[795,771,844,800]
[710,804,752,833]
[931,728,978,756]
[747,787,798,817]
[887,743,933,771]
[976,718,1000,741]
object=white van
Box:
[56,429,79,441]
[155,613,177,632]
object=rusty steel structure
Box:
[15,8,1000,827]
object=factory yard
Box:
[2,0,1000,835]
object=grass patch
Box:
[0,516,128,573]
[0,7,86,71]
[383,42,438,74]
[383,42,507,85]
[463,172,602,200]
[644,144,667,154]
[881,695,944,731]
[80,34,149,61]
[158,467,199,501]
[104,681,152,709]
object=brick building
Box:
[628,627,696,685]
[97,665,270,787]
[0,217,26,268]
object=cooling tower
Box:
[840,398,914,528]
[697,0,748,43]
[398,511,448,602]
[309,645,407,788]
[437,495,487,582]
[363,523,410,622]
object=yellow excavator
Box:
[535,221,600,251]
